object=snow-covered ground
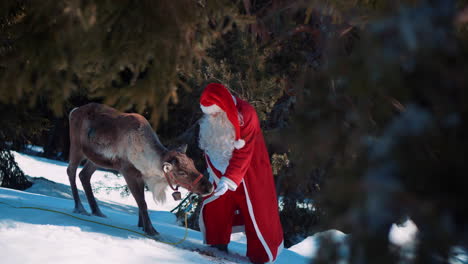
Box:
[0,152,307,264]
[0,151,427,263]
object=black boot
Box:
[210,244,228,252]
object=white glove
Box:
[213,178,229,196]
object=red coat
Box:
[199,98,284,262]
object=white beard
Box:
[199,112,235,175]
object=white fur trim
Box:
[199,194,220,243]
[220,176,237,191]
[234,139,245,149]
[200,104,223,114]
[243,182,274,262]
[276,241,284,261]
[205,157,221,182]
[207,166,218,183]
[199,179,282,262]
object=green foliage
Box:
[0,102,50,147]
[0,148,32,190]
[0,0,243,192]
[0,102,49,190]
[220,0,468,261]
[281,0,468,263]
[202,28,285,120]
[280,196,320,247]
[0,0,237,126]
[271,153,290,175]
[2,2,468,263]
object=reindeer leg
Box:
[79,161,105,217]
[122,165,158,236]
[138,211,143,228]
[67,156,89,215]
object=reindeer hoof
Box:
[73,208,91,216]
[93,212,107,218]
[145,228,159,237]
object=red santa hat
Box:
[200,83,245,149]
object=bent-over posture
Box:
[198,84,284,264]
[67,103,213,235]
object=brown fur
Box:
[67,103,212,236]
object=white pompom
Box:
[234,139,245,149]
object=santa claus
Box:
[198,83,284,263]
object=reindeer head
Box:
[162,144,213,196]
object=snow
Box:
[0,221,208,264]
[389,219,418,246]
[451,247,468,264]
[0,151,306,264]
[1,150,440,263]
[289,235,319,259]
[289,230,348,261]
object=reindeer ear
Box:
[176,144,188,153]
[163,162,173,173]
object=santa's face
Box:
[199,111,235,173]
[210,112,222,118]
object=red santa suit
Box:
[198,83,284,263]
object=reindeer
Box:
[67,103,213,236]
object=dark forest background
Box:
[1,0,468,263]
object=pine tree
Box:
[0,102,48,189]
[221,0,468,260]
[0,0,239,125]
[0,148,32,190]
[2,2,467,263]
[280,0,468,263]
[0,0,239,189]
